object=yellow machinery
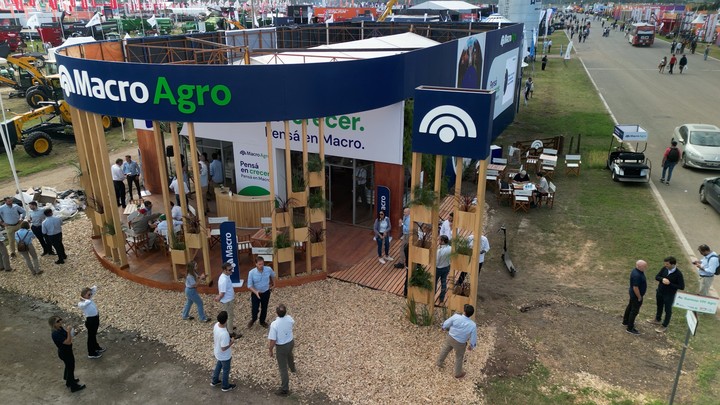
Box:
[1,101,74,157]
[377,0,399,22]
[0,53,58,108]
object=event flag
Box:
[85,12,101,27]
[26,14,40,29]
[147,14,157,27]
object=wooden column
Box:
[169,123,190,280]
[187,123,211,280]
[301,120,311,275]
[318,119,327,273]
[283,120,295,277]
[152,122,177,280]
[136,128,162,194]
[265,121,277,272]
[68,106,101,237]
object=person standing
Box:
[524,77,533,106]
[436,235,452,303]
[198,155,210,214]
[15,222,41,275]
[469,233,490,272]
[670,40,677,55]
[27,201,53,256]
[547,39,552,53]
[436,304,477,379]
[373,210,392,264]
[42,208,67,265]
[399,207,410,267]
[622,260,647,335]
[658,56,667,74]
[210,311,236,392]
[693,244,718,297]
[355,165,368,206]
[541,54,548,71]
[660,140,681,185]
[0,231,12,271]
[439,212,453,239]
[247,256,276,328]
[209,152,224,190]
[0,196,26,257]
[214,262,238,337]
[182,262,210,322]
[668,54,677,74]
[704,45,710,61]
[678,54,688,74]
[169,176,189,207]
[123,155,142,201]
[49,316,86,392]
[111,159,126,208]
[78,285,105,359]
[267,304,296,397]
[648,256,684,333]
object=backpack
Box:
[710,254,720,276]
[17,232,30,252]
[667,147,680,163]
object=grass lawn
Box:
[482,30,720,404]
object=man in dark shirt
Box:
[622,260,647,335]
[49,315,86,392]
[648,256,684,333]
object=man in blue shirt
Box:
[209,153,224,187]
[436,304,478,379]
[247,256,275,328]
[622,260,647,335]
[123,155,142,201]
[0,196,26,257]
[693,244,718,297]
[42,208,67,264]
[27,201,54,256]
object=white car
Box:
[674,124,720,170]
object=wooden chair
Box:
[565,155,582,176]
[260,216,272,227]
[485,170,498,193]
[155,229,169,256]
[496,179,512,205]
[124,230,148,256]
[539,182,557,208]
[208,216,229,248]
[237,232,253,259]
[251,247,273,263]
[541,159,557,180]
[491,157,508,165]
[512,189,532,212]
[543,148,558,156]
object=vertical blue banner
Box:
[220,221,241,286]
[376,186,391,216]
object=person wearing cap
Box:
[215,262,238,336]
[513,170,530,182]
[27,201,54,256]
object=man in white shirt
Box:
[169,176,189,207]
[267,304,296,396]
[170,202,183,221]
[211,311,236,392]
[439,213,453,239]
[468,233,490,272]
[214,262,238,337]
[436,304,478,379]
[111,159,126,208]
[436,235,452,303]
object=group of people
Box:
[658,54,688,75]
[0,197,67,274]
[622,244,717,335]
[111,155,142,209]
[508,169,550,207]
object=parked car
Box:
[674,123,720,169]
[699,177,720,213]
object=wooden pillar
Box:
[318,119,327,273]
[187,123,211,280]
[283,120,295,277]
[301,120,311,275]
[68,106,101,237]
[136,128,162,194]
[265,122,277,272]
[152,122,176,281]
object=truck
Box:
[629,23,655,47]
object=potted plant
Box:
[307,154,324,187]
[274,196,297,228]
[409,222,431,265]
[290,172,307,205]
[308,226,325,257]
[409,185,438,224]
[183,212,204,249]
[293,217,308,241]
[451,235,473,269]
[455,193,477,231]
[87,195,105,226]
[103,221,117,248]
[307,189,329,223]
[170,240,188,264]
[273,232,294,262]
[408,264,433,306]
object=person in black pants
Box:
[648,256,684,333]
[27,201,54,256]
[49,315,86,392]
[42,209,67,264]
[622,260,647,335]
[111,158,126,208]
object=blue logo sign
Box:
[376,186,390,216]
[412,86,495,159]
[219,221,241,286]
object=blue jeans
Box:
[376,236,389,257]
[182,288,207,321]
[436,266,450,302]
[212,358,232,389]
[661,161,677,182]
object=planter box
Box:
[274,211,291,228]
[185,232,203,249]
[293,227,308,241]
[93,211,104,227]
[308,171,323,187]
[407,286,432,307]
[451,254,473,272]
[456,210,476,232]
[411,205,432,225]
[276,247,294,263]
[410,245,430,266]
[171,249,188,265]
[290,191,307,206]
[310,241,325,257]
[105,235,117,249]
[309,208,325,224]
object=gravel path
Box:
[2,215,493,404]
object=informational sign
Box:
[376,186,390,216]
[613,125,648,142]
[563,40,573,60]
[412,86,495,160]
[220,221,243,287]
[686,310,698,336]
[673,292,718,314]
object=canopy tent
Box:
[246,32,439,65]
[410,1,481,11]
[482,14,513,24]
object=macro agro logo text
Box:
[59,66,231,114]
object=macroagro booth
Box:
[57,22,524,308]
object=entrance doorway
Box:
[326,157,374,227]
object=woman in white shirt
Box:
[373,211,393,264]
[78,285,105,358]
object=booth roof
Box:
[247,32,439,65]
[410,1,481,11]
[47,36,96,63]
[482,14,513,24]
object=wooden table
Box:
[250,228,273,247]
[487,163,507,173]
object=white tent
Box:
[47,36,96,63]
[245,33,439,66]
[482,14,513,23]
[410,1,480,11]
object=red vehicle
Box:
[0,25,23,51]
[313,7,378,23]
[37,25,64,46]
[628,23,655,46]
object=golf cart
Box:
[606,124,652,183]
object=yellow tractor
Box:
[0,100,74,157]
[0,53,59,108]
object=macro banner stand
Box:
[409,86,495,313]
